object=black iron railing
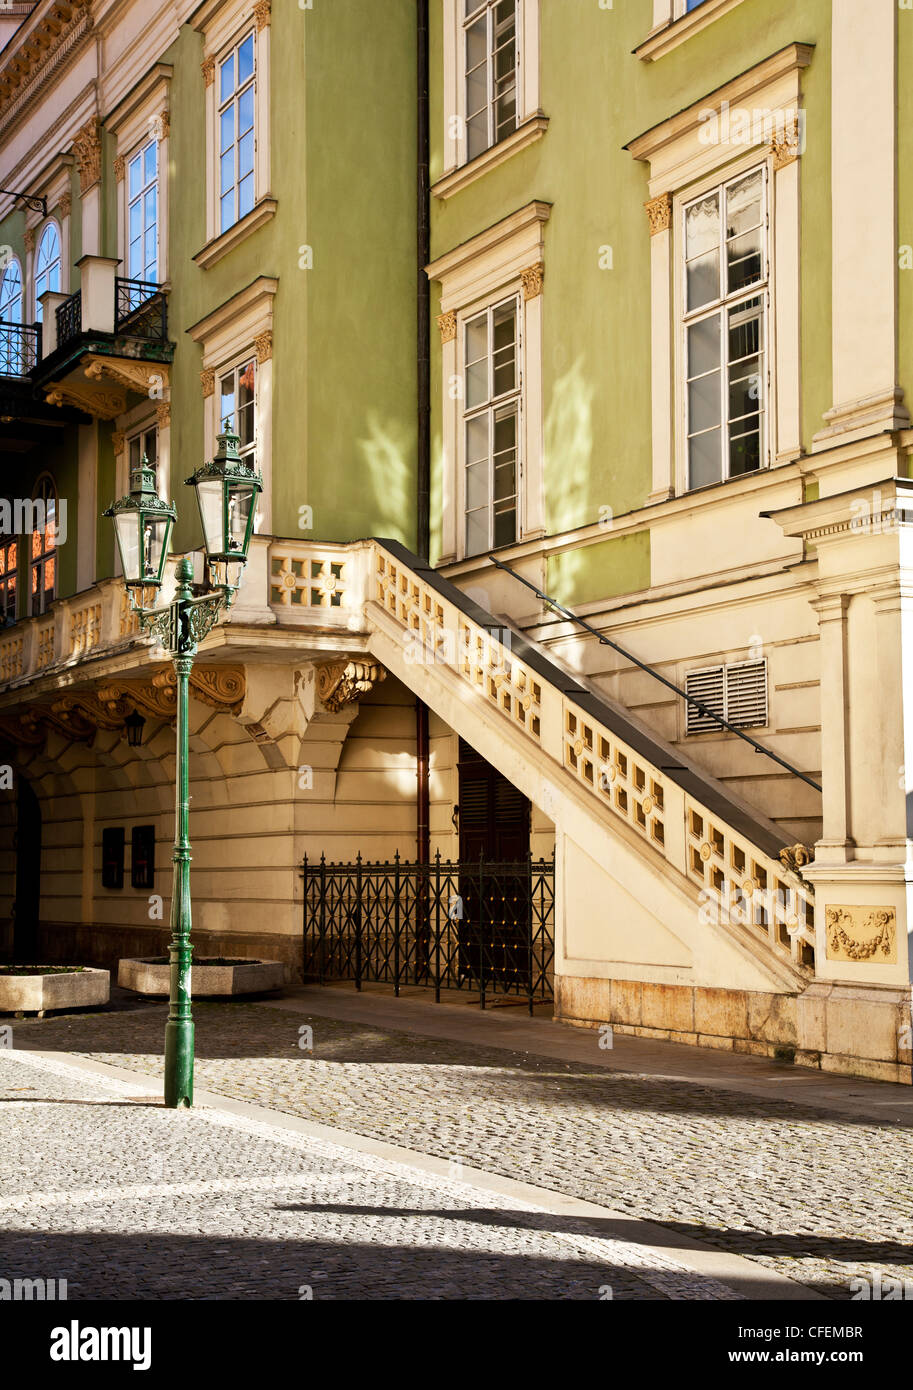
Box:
[114,277,167,342]
[302,852,555,1011]
[55,290,81,346]
[0,320,40,376]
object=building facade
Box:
[0,0,910,1083]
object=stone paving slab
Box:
[8,997,912,1300]
[0,1048,757,1302]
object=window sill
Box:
[635,0,748,62]
[432,116,549,201]
[193,197,278,270]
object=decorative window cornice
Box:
[0,0,93,136]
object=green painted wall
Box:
[547,531,651,609]
[429,0,833,603]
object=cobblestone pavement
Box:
[8,1000,913,1299]
[0,1048,746,1301]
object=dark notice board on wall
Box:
[101,827,125,889]
[131,825,155,891]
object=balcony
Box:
[0,320,41,378]
[32,255,173,422]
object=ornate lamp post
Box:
[104,427,262,1107]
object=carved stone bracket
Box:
[113,155,126,183]
[316,660,386,712]
[645,193,672,236]
[46,382,126,421]
[201,56,216,87]
[771,116,801,171]
[437,311,457,345]
[254,330,273,364]
[72,116,101,193]
[778,842,813,874]
[521,262,544,300]
[255,0,271,29]
[85,355,171,397]
[200,367,215,398]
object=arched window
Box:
[0,259,24,376]
[30,475,57,616]
[0,259,22,323]
[34,223,61,323]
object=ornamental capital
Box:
[201,56,216,87]
[521,261,544,300]
[58,192,72,218]
[645,193,672,236]
[73,116,102,194]
[255,0,271,29]
[111,430,126,456]
[113,155,126,183]
[156,402,172,429]
[771,116,801,171]
[437,310,457,344]
[254,329,273,363]
[200,367,215,398]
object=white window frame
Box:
[33,220,62,323]
[127,422,160,486]
[681,164,769,492]
[110,68,172,286]
[442,0,542,183]
[463,1,519,164]
[0,537,18,625]
[461,294,522,556]
[126,138,160,285]
[216,353,257,466]
[0,257,22,323]
[198,0,272,259]
[216,29,257,236]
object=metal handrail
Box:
[488,554,822,794]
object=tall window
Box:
[0,539,17,625]
[128,140,158,283]
[463,297,520,556]
[34,223,61,324]
[128,424,158,487]
[0,259,22,323]
[30,475,57,617]
[464,0,517,162]
[218,32,255,233]
[683,167,767,490]
[219,358,256,462]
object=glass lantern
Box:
[186,422,262,586]
[104,456,176,593]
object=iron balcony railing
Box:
[0,320,40,376]
[55,290,81,347]
[114,277,167,342]
[302,851,555,1012]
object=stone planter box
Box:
[0,966,110,1016]
[118,956,287,998]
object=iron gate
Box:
[302,852,555,1010]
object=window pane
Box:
[727,230,763,295]
[239,129,255,179]
[220,374,235,424]
[685,193,720,310]
[465,458,488,511]
[688,371,721,436]
[221,192,234,232]
[466,414,488,467]
[144,187,157,232]
[467,112,488,162]
[464,315,489,408]
[129,155,142,199]
[220,107,234,155]
[129,201,142,244]
[239,173,255,220]
[144,141,157,186]
[729,422,761,476]
[465,507,488,557]
[129,437,140,470]
[238,34,254,85]
[687,313,720,379]
[491,303,516,395]
[239,85,255,136]
[689,428,722,490]
[493,504,516,549]
[220,149,234,196]
[220,54,234,103]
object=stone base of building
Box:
[554,976,913,1086]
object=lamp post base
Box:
[164,1018,194,1108]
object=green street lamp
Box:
[105,425,262,1108]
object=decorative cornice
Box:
[645,193,672,236]
[84,355,171,397]
[521,261,544,300]
[113,155,126,183]
[72,116,102,194]
[254,330,273,364]
[0,1,93,138]
[254,0,271,29]
[316,660,386,712]
[200,367,215,398]
[437,311,457,345]
[201,56,216,87]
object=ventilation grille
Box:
[685,659,767,735]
